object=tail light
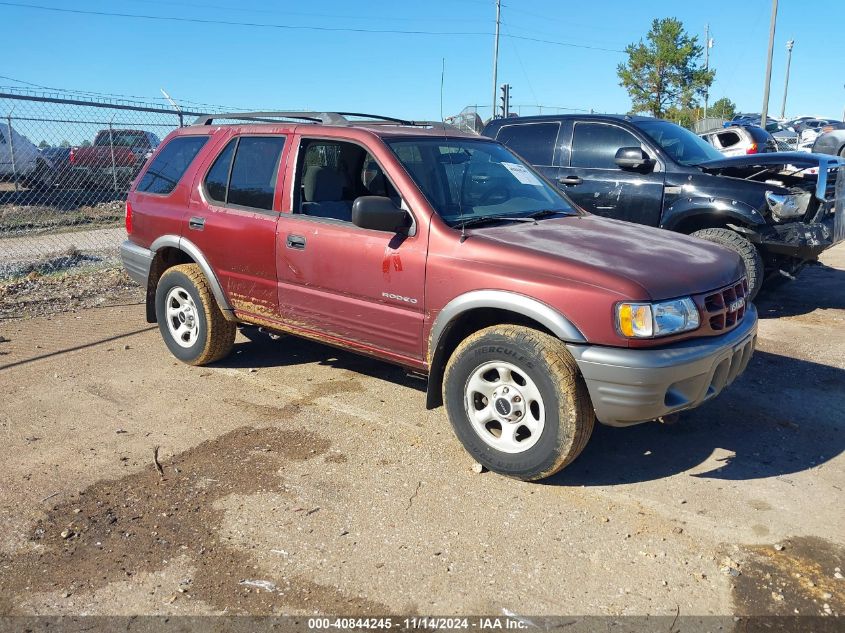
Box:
[746,143,758,154]
[69,148,76,164]
[125,200,133,234]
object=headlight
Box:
[616,298,700,338]
[765,190,811,222]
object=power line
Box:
[0,1,625,52]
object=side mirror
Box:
[351,196,410,233]
[614,147,654,172]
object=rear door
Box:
[186,133,289,315]
[558,121,665,226]
[493,121,561,181]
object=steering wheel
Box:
[478,186,510,205]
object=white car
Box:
[699,125,777,156]
[0,122,53,187]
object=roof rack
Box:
[193,111,458,129]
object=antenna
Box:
[440,57,445,122]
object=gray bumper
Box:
[568,305,758,426]
[119,240,153,287]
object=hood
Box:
[697,152,830,172]
[471,215,744,301]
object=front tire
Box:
[154,264,236,365]
[443,325,594,481]
[692,227,764,300]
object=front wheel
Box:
[692,227,764,300]
[443,325,595,481]
[154,264,236,365]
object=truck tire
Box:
[443,325,594,481]
[154,264,236,366]
[692,228,764,300]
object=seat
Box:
[301,167,352,221]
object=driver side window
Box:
[570,123,640,169]
[295,139,399,223]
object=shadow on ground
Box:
[214,325,426,392]
[757,263,845,318]
[551,350,845,486]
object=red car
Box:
[120,112,756,481]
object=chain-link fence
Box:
[0,90,224,279]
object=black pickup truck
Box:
[483,114,845,298]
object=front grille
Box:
[696,278,749,334]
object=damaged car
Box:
[484,114,845,298]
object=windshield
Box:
[638,120,724,166]
[386,138,576,226]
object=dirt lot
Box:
[0,246,843,621]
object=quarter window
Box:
[496,122,559,165]
[137,135,208,195]
[570,123,641,169]
[203,136,285,211]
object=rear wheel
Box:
[692,227,764,300]
[154,264,236,365]
[443,325,594,481]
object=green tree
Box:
[709,97,737,120]
[38,140,50,149]
[59,139,71,148]
[79,139,92,147]
[617,18,715,118]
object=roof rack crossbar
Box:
[194,111,458,129]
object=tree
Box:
[709,97,737,120]
[59,139,71,148]
[38,140,50,149]
[617,18,715,118]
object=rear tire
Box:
[443,325,594,481]
[692,227,764,300]
[154,264,236,365]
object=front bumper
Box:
[567,305,758,426]
[119,240,153,287]
[755,213,841,260]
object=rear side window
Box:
[570,123,640,169]
[203,136,285,211]
[717,131,741,148]
[496,122,559,165]
[137,136,208,195]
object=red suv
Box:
[121,112,757,481]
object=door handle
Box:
[286,234,306,250]
[188,216,205,230]
[557,176,583,186]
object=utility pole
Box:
[760,0,778,123]
[779,40,794,119]
[703,24,710,120]
[491,0,501,120]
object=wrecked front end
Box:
[701,153,845,262]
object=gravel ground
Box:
[0,245,842,624]
[0,267,142,320]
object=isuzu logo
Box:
[728,297,745,312]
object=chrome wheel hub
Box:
[165,286,200,348]
[464,361,545,454]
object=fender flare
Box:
[150,234,234,316]
[425,290,586,409]
[660,197,766,232]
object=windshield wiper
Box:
[454,215,538,230]
[527,209,571,219]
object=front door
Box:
[276,137,427,362]
[558,121,665,227]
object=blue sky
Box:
[1,0,843,121]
